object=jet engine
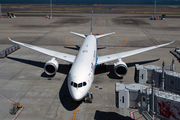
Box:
[114,59,128,77]
[44,57,59,75]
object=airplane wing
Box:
[97,40,175,64]
[8,38,76,64]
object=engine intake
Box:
[114,59,128,77]
[44,58,59,75]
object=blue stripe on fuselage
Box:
[95,56,98,67]
[95,38,98,67]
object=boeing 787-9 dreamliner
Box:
[8,12,174,101]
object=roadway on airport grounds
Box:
[0,13,179,120]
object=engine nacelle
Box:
[44,58,59,75]
[114,59,128,77]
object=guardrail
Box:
[0,44,20,58]
[155,90,180,101]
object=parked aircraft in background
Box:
[8,12,174,101]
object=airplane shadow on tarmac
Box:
[7,56,159,79]
[95,58,160,79]
[7,57,159,111]
[94,110,133,120]
[59,75,82,111]
[7,57,82,111]
[7,57,70,76]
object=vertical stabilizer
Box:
[91,11,93,35]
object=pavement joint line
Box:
[8,53,43,102]
[0,49,42,90]
[59,110,67,120]
[138,25,159,45]
[30,27,60,45]
[54,103,61,120]
[44,92,60,119]
[97,13,104,34]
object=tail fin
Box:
[91,11,93,35]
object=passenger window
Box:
[74,83,77,88]
[78,83,82,88]
[83,82,87,86]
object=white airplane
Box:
[8,13,174,101]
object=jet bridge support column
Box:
[151,80,155,120]
[160,61,165,91]
[170,59,174,71]
[146,88,150,112]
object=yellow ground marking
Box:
[59,110,67,120]
[54,103,61,120]
[0,32,7,39]
[98,34,128,52]
[97,13,104,34]
[0,24,18,39]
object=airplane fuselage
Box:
[68,35,98,101]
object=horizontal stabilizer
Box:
[95,32,115,39]
[70,31,86,38]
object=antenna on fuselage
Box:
[91,11,93,35]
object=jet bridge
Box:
[135,60,180,95]
[115,83,148,108]
[138,80,180,120]
[116,81,180,120]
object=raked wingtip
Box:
[8,37,11,41]
[171,40,175,44]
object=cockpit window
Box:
[71,82,73,86]
[70,81,87,88]
[83,82,87,86]
[78,83,82,87]
[74,83,77,87]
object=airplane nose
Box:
[71,90,83,101]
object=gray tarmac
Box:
[0,13,179,120]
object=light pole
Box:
[50,0,52,19]
[154,1,156,18]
